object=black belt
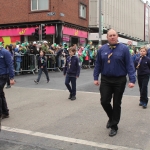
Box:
[102,75,126,78]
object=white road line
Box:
[2,126,141,150]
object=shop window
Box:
[31,0,49,11]
[79,4,86,19]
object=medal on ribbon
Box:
[107,43,119,64]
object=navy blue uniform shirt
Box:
[94,43,136,83]
[64,55,80,77]
[0,48,14,78]
[134,56,150,76]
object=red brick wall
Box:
[0,0,89,28]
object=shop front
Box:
[62,27,88,47]
[0,26,55,46]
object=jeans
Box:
[138,75,150,104]
[37,68,49,82]
[0,74,9,116]
[16,62,20,75]
[65,75,77,96]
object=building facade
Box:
[0,0,89,46]
[89,0,145,45]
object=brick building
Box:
[0,0,89,46]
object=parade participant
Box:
[134,46,150,108]
[64,47,80,101]
[34,50,49,84]
[0,42,15,124]
[93,29,136,137]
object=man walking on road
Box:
[0,42,15,131]
[93,29,136,137]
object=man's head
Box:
[107,29,118,45]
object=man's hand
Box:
[128,83,135,88]
[10,79,15,85]
[41,66,43,68]
[94,80,100,86]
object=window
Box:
[79,4,86,19]
[31,0,49,11]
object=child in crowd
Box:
[34,50,49,84]
[134,47,150,108]
[63,47,80,100]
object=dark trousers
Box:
[100,75,126,130]
[138,75,150,104]
[65,75,77,96]
[6,76,10,86]
[37,68,49,82]
[0,74,9,116]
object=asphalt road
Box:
[0,69,150,150]
[10,69,150,97]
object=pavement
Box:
[0,69,150,150]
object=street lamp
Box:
[99,0,102,44]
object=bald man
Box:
[93,29,136,137]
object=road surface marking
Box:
[2,126,141,150]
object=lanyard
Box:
[107,44,117,63]
[136,56,143,69]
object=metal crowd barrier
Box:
[14,53,92,75]
[14,54,36,75]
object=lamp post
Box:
[99,0,102,44]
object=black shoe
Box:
[47,80,49,83]
[34,80,39,84]
[139,101,143,106]
[106,120,111,129]
[71,96,76,101]
[68,94,72,99]
[2,114,9,119]
[143,103,147,109]
[6,85,11,89]
[109,129,117,137]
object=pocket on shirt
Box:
[101,53,108,61]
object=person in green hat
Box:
[20,43,27,54]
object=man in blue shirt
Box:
[0,42,15,131]
[93,29,136,137]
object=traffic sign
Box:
[47,12,55,16]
